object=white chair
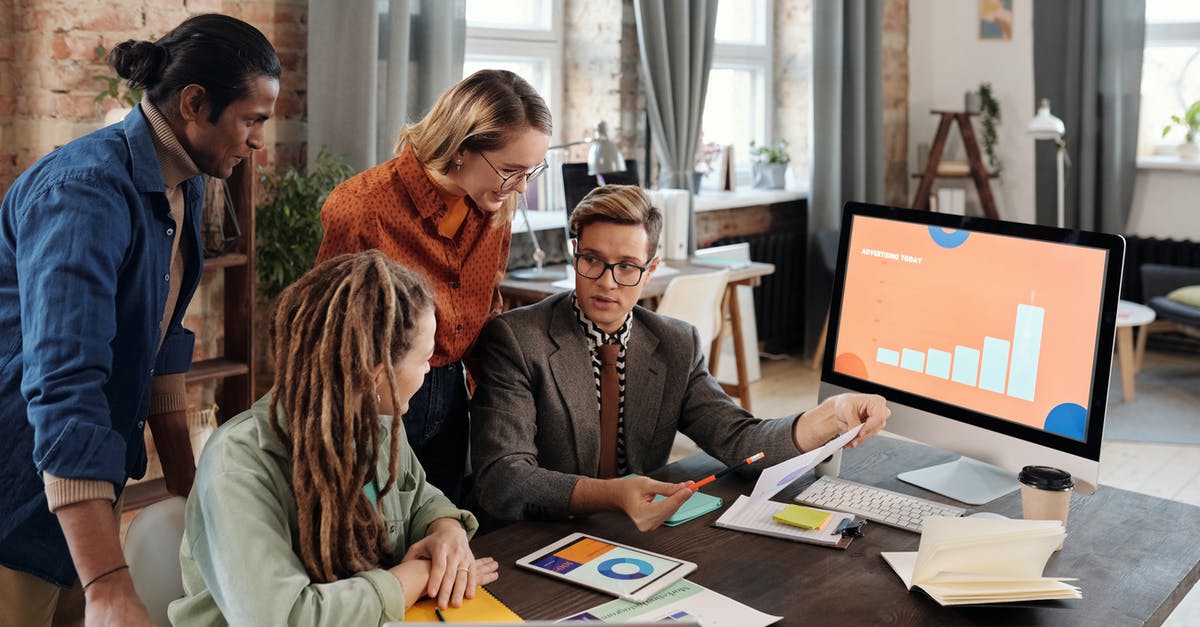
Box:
[655,269,730,370]
[123,496,187,627]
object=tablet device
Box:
[514,532,697,602]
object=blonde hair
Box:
[568,184,663,260]
[268,251,433,583]
[396,69,552,224]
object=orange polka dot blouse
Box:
[316,146,511,367]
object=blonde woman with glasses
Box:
[317,70,551,504]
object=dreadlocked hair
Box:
[268,250,433,583]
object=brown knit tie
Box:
[597,343,620,479]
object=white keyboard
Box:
[794,475,966,533]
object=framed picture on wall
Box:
[979,0,1013,40]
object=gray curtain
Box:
[807,0,883,356]
[633,0,718,255]
[1033,1,1145,233]
[810,0,883,232]
[308,0,465,171]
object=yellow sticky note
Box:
[772,504,832,530]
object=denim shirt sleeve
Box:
[17,174,133,486]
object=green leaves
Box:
[1161,100,1200,144]
[255,149,355,296]
[748,139,791,164]
[92,44,143,109]
[978,82,1001,173]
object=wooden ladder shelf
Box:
[912,110,999,220]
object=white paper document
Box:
[558,578,780,625]
[881,516,1080,606]
[748,425,862,504]
[713,495,851,546]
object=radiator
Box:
[1121,236,1200,302]
[713,230,807,353]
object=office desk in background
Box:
[470,436,1200,626]
[499,259,775,410]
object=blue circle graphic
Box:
[597,557,654,580]
[927,226,970,249]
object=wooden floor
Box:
[679,352,1200,625]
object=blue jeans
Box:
[403,361,469,505]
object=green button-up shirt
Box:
[169,394,477,626]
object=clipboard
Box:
[713,495,861,549]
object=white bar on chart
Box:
[979,337,1011,394]
[952,346,980,386]
[925,349,951,379]
[1006,304,1044,401]
[877,347,900,366]
[900,348,925,373]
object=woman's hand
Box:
[402,517,476,608]
[388,559,432,609]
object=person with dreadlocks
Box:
[169,251,497,625]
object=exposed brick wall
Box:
[775,0,812,186]
[881,0,910,208]
[0,0,306,192]
[561,0,640,166]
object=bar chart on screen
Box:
[831,216,1109,437]
[872,301,1044,402]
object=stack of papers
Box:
[881,517,1080,606]
[715,495,851,546]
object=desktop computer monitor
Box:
[820,202,1125,505]
[561,160,640,220]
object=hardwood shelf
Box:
[202,252,249,269]
[911,172,998,179]
[185,357,250,384]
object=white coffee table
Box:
[1115,300,1156,403]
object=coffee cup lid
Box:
[1019,465,1074,490]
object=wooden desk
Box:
[471,436,1200,625]
[499,260,775,410]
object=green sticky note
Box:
[653,491,723,526]
[772,504,832,530]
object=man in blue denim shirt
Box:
[0,15,279,627]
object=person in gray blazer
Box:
[469,185,889,531]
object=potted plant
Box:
[92,43,143,125]
[749,139,790,189]
[977,82,1002,173]
[256,149,355,297]
[1161,99,1200,160]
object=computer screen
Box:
[820,202,1125,504]
[561,160,640,220]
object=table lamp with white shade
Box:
[510,120,626,280]
[1027,98,1067,228]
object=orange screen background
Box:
[832,215,1109,430]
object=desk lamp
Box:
[510,120,626,280]
[1027,98,1067,228]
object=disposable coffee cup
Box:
[1018,465,1073,527]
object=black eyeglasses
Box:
[573,253,649,287]
[477,151,548,192]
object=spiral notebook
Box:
[403,586,522,622]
